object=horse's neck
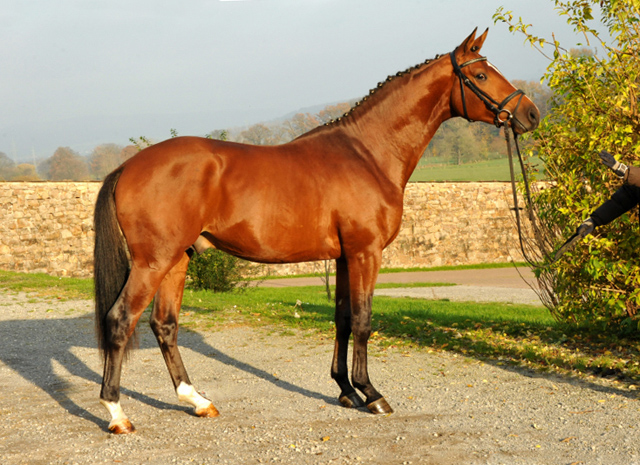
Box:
[338,59,452,188]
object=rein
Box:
[504,127,539,267]
[450,51,540,266]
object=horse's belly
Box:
[205,222,341,264]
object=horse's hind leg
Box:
[100,266,167,434]
[150,252,219,418]
[331,257,365,409]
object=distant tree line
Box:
[0,80,549,182]
[0,144,137,182]
[212,102,354,145]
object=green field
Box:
[409,157,544,182]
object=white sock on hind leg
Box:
[176,382,212,411]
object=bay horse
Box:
[94,28,540,433]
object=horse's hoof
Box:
[339,392,365,409]
[367,397,394,415]
[108,419,136,434]
[195,403,220,418]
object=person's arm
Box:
[590,184,639,227]
[576,150,640,237]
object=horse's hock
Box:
[0,181,525,278]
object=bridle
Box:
[449,51,526,129]
[450,50,541,267]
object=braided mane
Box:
[323,53,445,127]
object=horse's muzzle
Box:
[513,103,540,134]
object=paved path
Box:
[261,266,544,306]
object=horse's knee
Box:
[351,324,371,345]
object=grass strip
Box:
[1,270,638,384]
[0,270,93,300]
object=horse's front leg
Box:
[331,257,365,409]
[348,250,394,414]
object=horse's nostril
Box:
[529,108,540,126]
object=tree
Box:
[441,120,479,165]
[120,145,138,162]
[317,102,352,124]
[0,152,15,180]
[89,143,123,180]
[239,123,281,145]
[494,1,640,333]
[12,163,40,181]
[128,136,154,151]
[281,113,321,141]
[423,119,502,164]
[206,129,229,141]
[42,147,90,181]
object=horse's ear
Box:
[459,28,478,54]
[471,28,489,53]
[458,27,489,55]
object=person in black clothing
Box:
[574,150,640,237]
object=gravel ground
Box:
[1,291,640,465]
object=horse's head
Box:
[449,28,540,134]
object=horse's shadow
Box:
[0,311,335,432]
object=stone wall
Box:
[0,182,99,277]
[0,182,524,278]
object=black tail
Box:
[94,166,130,361]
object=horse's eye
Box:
[476,73,487,81]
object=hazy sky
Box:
[0,0,609,160]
